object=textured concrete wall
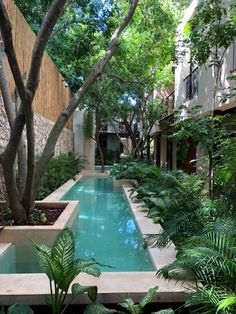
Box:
[0,97,73,200]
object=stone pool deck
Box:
[0,171,186,305]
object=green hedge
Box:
[36,154,83,200]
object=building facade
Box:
[152,0,236,172]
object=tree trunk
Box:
[96,134,105,173]
[208,150,213,199]
[2,158,27,224]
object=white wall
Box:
[73,109,95,170]
[175,1,236,113]
[73,109,85,156]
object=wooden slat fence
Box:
[2,0,72,129]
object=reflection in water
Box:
[62,177,154,272]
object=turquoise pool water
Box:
[61,176,155,272]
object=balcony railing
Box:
[184,67,199,101]
[161,91,175,118]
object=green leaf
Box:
[0,307,5,314]
[35,244,53,280]
[183,21,191,35]
[118,297,135,309]
[72,283,97,302]
[84,304,116,314]
[151,309,174,314]
[51,228,75,273]
[130,304,143,314]
[217,295,236,312]
[81,266,101,277]
[57,262,78,291]
[153,217,164,224]
[7,304,34,314]
[76,258,98,269]
[140,286,159,308]
[35,244,63,283]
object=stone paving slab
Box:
[0,272,185,305]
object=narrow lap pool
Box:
[61,176,155,272]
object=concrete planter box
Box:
[112,177,136,190]
[0,201,79,245]
[0,201,79,274]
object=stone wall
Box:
[34,112,73,156]
[0,96,74,200]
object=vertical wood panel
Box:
[1,0,72,129]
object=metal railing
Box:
[184,67,199,101]
[161,91,175,118]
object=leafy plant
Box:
[0,304,33,314]
[36,154,84,200]
[158,230,236,313]
[35,228,100,314]
[85,286,174,314]
[118,286,159,314]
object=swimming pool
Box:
[61,176,155,272]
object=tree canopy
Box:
[15,0,189,91]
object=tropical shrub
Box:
[35,228,100,314]
[85,286,174,314]
[34,228,175,314]
[36,154,83,200]
[158,230,236,313]
[111,161,160,183]
[112,160,236,312]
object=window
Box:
[184,66,199,101]
[232,39,236,72]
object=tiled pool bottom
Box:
[0,172,185,304]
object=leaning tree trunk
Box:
[96,134,105,173]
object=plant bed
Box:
[0,205,63,226]
[0,201,79,246]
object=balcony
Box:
[184,67,199,101]
[161,91,175,119]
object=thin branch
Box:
[96,85,130,154]
[26,0,67,96]
[104,72,143,85]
